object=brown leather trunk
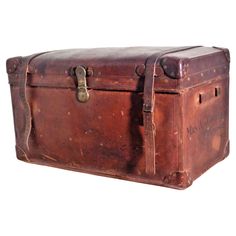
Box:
[6,46,230,189]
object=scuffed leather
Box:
[7,46,230,189]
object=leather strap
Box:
[19,52,50,152]
[143,46,201,176]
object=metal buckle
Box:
[75,66,89,103]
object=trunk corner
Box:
[163,171,193,189]
[6,56,23,74]
[15,145,30,162]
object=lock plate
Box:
[75,66,89,103]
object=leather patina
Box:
[7,46,230,189]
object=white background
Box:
[0,0,235,235]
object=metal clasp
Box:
[75,66,89,103]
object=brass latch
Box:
[75,66,89,103]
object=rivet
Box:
[68,67,75,76]
[28,65,35,73]
[40,75,44,79]
[135,64,146,77]
[155,66,164,77]
[87,67,93,76]
[187,77,191,81]
[201,73,204,77]
[69,137,72,141]
[213,69,216,73]
[100,143,104,146]
[67,111,71,115]
[98,115,102,120]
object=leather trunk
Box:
[6,46,230,189]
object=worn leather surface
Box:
[7,46,230,189]
[143,46,201,176]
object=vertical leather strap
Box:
[143,46,201,176]
[18,52,50,153]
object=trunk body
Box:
[7,46,230,189]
